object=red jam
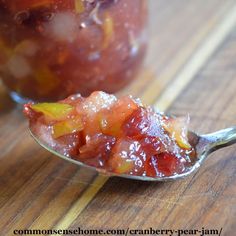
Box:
[24,91,196,177]
[0,0,147,102]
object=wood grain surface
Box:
[0,1,236,236]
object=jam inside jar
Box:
[0,0,147,102]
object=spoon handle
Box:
[201,126,236,151]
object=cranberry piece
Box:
[147,153,186,177]
[139,136,163,156]
[123,107,164,139]
[79,134,116,168]
[56,132,82,157]
[145,156,159,177]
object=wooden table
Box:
[1,1,236,235]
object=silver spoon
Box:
[29,126,236,181]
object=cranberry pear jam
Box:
[0,0,147,102]
[24,91,196,178]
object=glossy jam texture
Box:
[24,91,196,177]
[0,0,147,101]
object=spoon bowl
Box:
[29,126,236,181]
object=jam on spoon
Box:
[24,91,197,178]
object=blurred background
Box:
[0,0,236,235]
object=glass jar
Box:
[0,0,147,102]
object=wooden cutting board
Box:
[1,1,236,235]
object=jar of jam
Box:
[0,0,147,103]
